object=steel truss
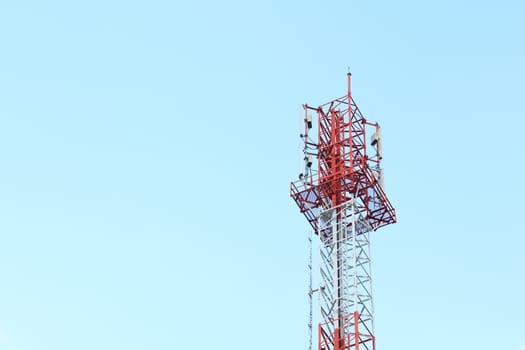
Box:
[291,73,396,350]
[317,201,375,350]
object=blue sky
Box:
[0,0,523,349]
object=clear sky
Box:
[0,1,523,349]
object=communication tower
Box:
[290,73,396,350]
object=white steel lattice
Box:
[316,198,375,350]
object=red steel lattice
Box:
[290,73,396,232]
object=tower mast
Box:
[290,74,396,350]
